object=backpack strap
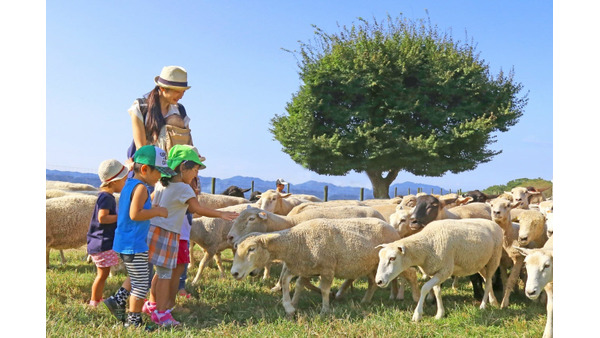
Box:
[177,103,187,118]
[138,97,186,120]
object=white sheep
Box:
[508,186,545,209]
[46,180,98,192]
[195,192,250,211]
[231,218,415,316]
[286,200,365,216]
[487,197,532,308]
[188,203,254,284]
[516,210,548,248]
[375,218,503,321]
[46,194,97,268]
[256,190,310,215]
[545,213,554,238]
[514,236,553,338]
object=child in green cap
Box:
[110,145,174,328]
[143,144,238,326]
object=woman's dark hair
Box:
[159,160,199,187]
[144,86,166,144]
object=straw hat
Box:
[154,65,191,90]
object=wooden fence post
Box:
[360,188,364,201]
[323,186,328,202]
[211,177,216,194]
[251,180,254,193]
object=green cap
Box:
[167,144,206,174]
[133,145,177,177]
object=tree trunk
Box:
[366,169,400,199]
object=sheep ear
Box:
[258,211,267,219]
[513,246,531,257]
[375,244,386,250]
[397,244,407,255]
[259,233,279,246]
[510,201,521,209]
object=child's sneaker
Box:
[103,296,126,322]
[151,310,180,326]
[142,300,156,315]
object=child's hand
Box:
[153,206,169,218]
[220,211,239,221]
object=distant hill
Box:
[46,169,452,200]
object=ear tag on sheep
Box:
[258,212,267,219]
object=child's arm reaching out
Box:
[185,197,239,221]
[129,184,168,221]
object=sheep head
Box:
[487,198,519,224]
[227,207,269,245]
[231,233,275,280]
[516,210,546,246]
[513,246,553,300]
[375,242,409,288]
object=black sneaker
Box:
[103,296,126,322]
[124,320,157,332]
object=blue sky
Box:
[45,1,553,191]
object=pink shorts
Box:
[177,240,190,265]
[90,250,120,268]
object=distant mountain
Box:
[46,169,451,200]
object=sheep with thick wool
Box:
[231,218,414,316]
[286,200,364,216]
[46,194,97,268]
[375,218,503,322]
[256,189,311,215]
[195,192,249,211]
[514,236,553,338]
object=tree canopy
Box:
[270,15,528,198]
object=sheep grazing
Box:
[255,190,310,215]
[221,185,251,198]
[231,218,414,316]
[514,236,553,338]
[195,192,249,211]
[375,218,503,322]
[46,194,97,268]
[487,197,530,308]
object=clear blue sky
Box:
[45,0,553,191]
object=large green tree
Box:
[270,15,528,198]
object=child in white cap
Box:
[86,159,129,307]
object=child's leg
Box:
[124,252,150,325]
[154,266,173,312]
[91,266,111,302]
[168,263,187,309]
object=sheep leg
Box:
[319,274,334,316]
[501,258,524,308]
[543,283,553,338]
[191,251,213,285]
[46,247,50,269]
[361,272,378,303]
[432,284,444,319]
[60,250,66,265]
[390,278,401,300]
[280,270,296,317]
[413,275,442,322]
[451,276,459,290]
[188,241,196,267]
[214,252,225,278]
[401,268,420,302]
[291,276,307,308]
[262,262,272,280]
[335,279,354,299]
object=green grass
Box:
[47,247,547,337]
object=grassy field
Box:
[46,247,548,337]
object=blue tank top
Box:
[113,178,152,254]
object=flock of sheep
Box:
[46,181,554,338]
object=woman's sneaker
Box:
[103,296,126,322]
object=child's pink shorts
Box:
[177,240,190,265]
[90,250,120,268]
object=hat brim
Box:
[156,166,178,177]
[100,166,129,187]
[154,76,191,90]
